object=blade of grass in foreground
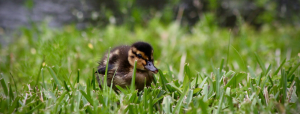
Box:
[41,68,47,90]
[216,93,224,114]
[48,67,61,90]
[162,96,171,114]
[216,59,224,98]
[104,47,111,91]
[8,83,14,99]
[198,98,208,114]
[281,69,287,104]
[255,53,267,75]
[184,64,191,82]
[247,66,256,78]
[0,73,8,96]
[219,59,224,73]
[92,68,96,90]
[274,58,286,75]
[77,69,80,83]
[10,72,18,96]
[8,96,20,113]
[287,62,300,78]
[158,70,168,91]
[34,56,45,89]
[54,91,68,113]
[167,83,183,95]
[225,88,234,112]
[80,90,94,106]
[26,103,44,114]
[130,60,137,91]
[225,72,246,88]
[63,81,70,91]
[173,84,189,113]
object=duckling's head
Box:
[128,42,158,74]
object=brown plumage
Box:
[95,42,158,91]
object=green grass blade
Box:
[255,53,267,75]
[162,96,171,114]
[257,73,263,85]
[34,56,45,89]
[173,85,189,114]
[224,70,235,78]
[287,62,300,78]
[41,68,46,90]
[167,65,173,80]
[130,60,137,91]
[216,59,224,98]
[92,68,96,90]
[247,66,256,78]
[267,75,274,87]
[266,64,272,76]
[216,93,224,114]
[0,73,8,96]
[225,72,246,88]
[9,73,18,96]
[63,81,70,91]
[80,90,94,106]
[8,83,14,99]
[225,88,234,112]
[198,98,208,114]
[86,105,93,114]
[220,59,224,73]
[77,69,80,84]
[216,71,220,98]
[226,30,231,70]
[26,103,44,114]
[153,95,168,106]
[143,87,148,110]
[158,70,168,91]
[281,69,287,104]
[167,83,182,94]
[47,67,61,90]
[8,96,20,113]
[104,47,111,91]
[184,64,191,81]
[295,78,300,100]
[116,85,128,94]
[199,77,208,88]
[185,89,193,105]
[86,78,91,100]
[54,91,68,112]
[274,58,286,75]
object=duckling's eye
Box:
[137,54,142,58]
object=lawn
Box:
[0,17,300,113]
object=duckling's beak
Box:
[145,61,158,74]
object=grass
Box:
[0,16,300,113]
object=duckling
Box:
[95,42,158,91]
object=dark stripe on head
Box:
[131,50,148,61]
[131,42,153,60]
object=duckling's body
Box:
[96,42,158,91]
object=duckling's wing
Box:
[95,64,114,74]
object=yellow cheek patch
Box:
[141,60,146,65]
[128,49,135,58]
[137,60,146,70]
[128,49,135,66]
